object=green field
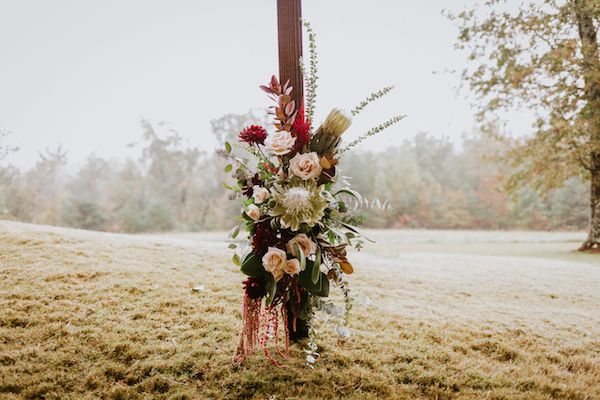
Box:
[1,222,599,399]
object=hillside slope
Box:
[1,221,599,399]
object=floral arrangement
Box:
[223,22,403,366]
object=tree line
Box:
[0,115,588,233]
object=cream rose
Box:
[246,204,261,221]
[284,259,300,275]
[265,131,296,155]
[286,233,317,258]
[252,186,270,204]
[261,246,287,273]
[289,152,323,180]
[271,267,284,282]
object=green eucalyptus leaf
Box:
[314,274,330,297]
[299,260,327,295]
[314,246,321,272]
[232,253,241,266]
[340,222,360,233]
[311,254,320,284]
[229,224,240,239]
[334,188,362,201]
[241,212,253,222]
[240,252,263,278]
[224,164,233,173]
[293,243,306,271]
[227,243,237,249]
[223,182,233,190]
[265,274,277,306]
[225,141,232,154]
[327,230,335,244]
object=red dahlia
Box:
[239,125,268,145]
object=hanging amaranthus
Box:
[233,278,290,367]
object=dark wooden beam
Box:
[277,0,304,109]
[277,0,308,340]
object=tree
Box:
[448,0,600,249]
[0,130,19,162]
[0,130,19,217]
[61,154,112,231]
[20,147,67,225]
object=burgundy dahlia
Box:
[251,221,292,257]
[239,125,268,145]
[251,222,279,257]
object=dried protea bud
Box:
[310,108,353,156]
[322,108,352,137]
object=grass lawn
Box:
[1,222,599,399]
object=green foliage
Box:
[299,260,329,297]
[446,0,600,192]
[142,201,174,232]
[341,131,589,230]
[240,253,264,278]
[61,200,106,231]
[546,178,589,229]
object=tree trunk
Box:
[580,157,600,250]
[574,0,600,251]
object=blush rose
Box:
[289,152,322,180]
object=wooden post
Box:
[277,0,304,109]
[277,0,309,340]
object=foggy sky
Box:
[0,0,533,168]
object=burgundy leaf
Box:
[260,85,274,94]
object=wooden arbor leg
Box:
[277,0,304,108]
[286,292,309,341]
[287,309,309,340]
[277,0,308,340]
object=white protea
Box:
[269,178,328,231]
